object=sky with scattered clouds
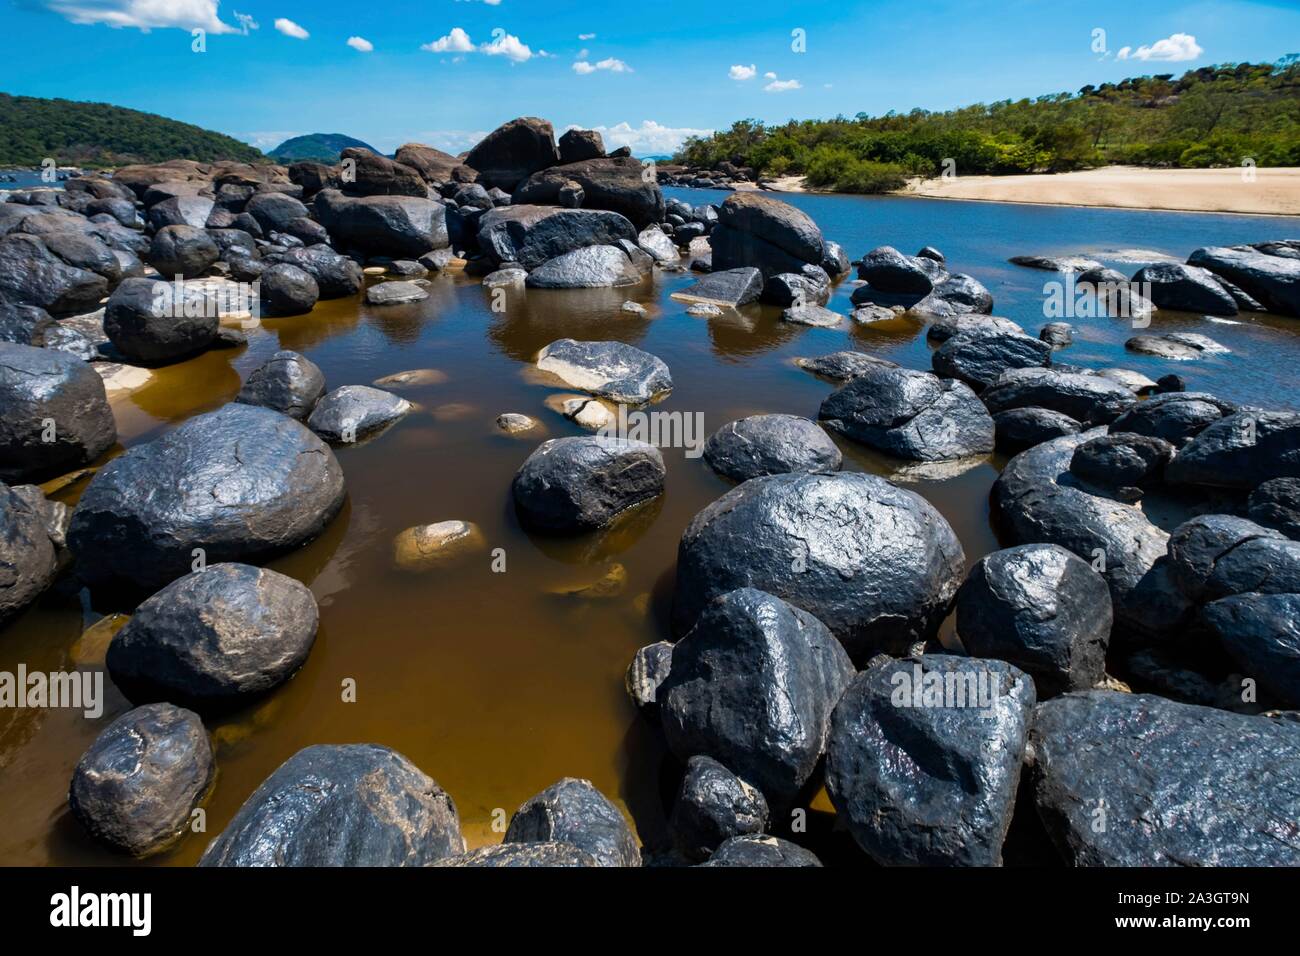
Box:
[3,0,1297,156]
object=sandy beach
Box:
[900,165,1300,216]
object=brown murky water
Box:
[2,191,1297,865]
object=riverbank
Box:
[901,165,1300,216]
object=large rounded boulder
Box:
[956,544,1112,697]
[512,436,665,534]
[825,655,1035,866]
[504,777,639,867]
[68,703,214,857]
[0,342,116,483]
[673,472,965,660]
[148,224,219,279]
[709,192,826,279]
[703,414,841,482]
[200,744,464,866]
[103,276,219,364]
[818,365,994,462]
[464,117,560,191]
[1165,411,1300,490]
[0,480,59,626]
[660,588,855,807]
[931,330,1052,391]
[235,350,326,421]
[671,755,769,863]
[67,403,346,591]
[106,563,319,705]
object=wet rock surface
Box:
[235,350,326,420]
[671,755,769,862]
[536,338,671,404]
[504,777,639,867]
[703,414,841,482]
[513,436,666,533]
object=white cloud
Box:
[763,71,776,79]
[455,0,502,4]
[404,129,488,154]
[581,120,715,155]
[274,17,308,39]
[422,27,474,53]
[578,32,595,40]
[42,0,243,33]
[572,57,631,74]
[1117,32,1202,62]
[729,64,757,80]
[480,30,535,61]
[346,36,373,52]
[764,78,801,92]
[233,11,257,34]
[241,130,302,150]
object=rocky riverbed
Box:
[2,116,1300,868]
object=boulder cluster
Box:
[5,123,1300,869]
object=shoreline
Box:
[725,166,1300,217]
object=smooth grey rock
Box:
[981,368,1136,425]
[0,480,58,625]
[673,267,763,307]
[1165,411,1300,490]
[308,385,411,443]
[148,225,218,279]
[505,777,639,867]
[536,339,671,405]
[1201,593,1300,707]
[260,263,319,317]
[476,205,637,270]
[794,350,897,382]
[1188,245,1300,317]
[1108,391,1237,447]
[703,414,841,483]
[365,280,428,306]
[1249,477,1300,539]
[236,350,325,420]
[104,276,219,363]
[1132,262,1237,315]
[524,245,641,289]
[932,331,1052,390]
[512,435,665,533]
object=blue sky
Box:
[2,0,1297,156]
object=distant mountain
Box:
[268,133,378,163]
[0,93,264,167]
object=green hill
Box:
[0,93,264,167]
[268,133,378,163]
[675,58,1300,192]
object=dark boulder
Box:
[703,414,841,482]
[1165,411,1300,490]
[1069,432,1175,498]
[671,756,769,862]
[68,703,213,857]
[513,157,664,229]
[103,276,219,364]
[910,273,994,317]
[709,192,825,279]
[0,234,108,315]
[338,147,427,198]
[932,330,1052,390]
[504,777,639,867]
[761,264,831,307]
[146,195,213,231]
[0,300,54,345]
[525,245,642,289]
[794,350,898,382]
[625,641,673,716]
[926,313,1022,343]
[1039,321,1073,349]
[536,338,671,404]
[314,189,448,257]
[558,128,606,164]
[818,365,994,461]
[434,842,597,867]
[1165,514,1277,605]
[200,744,464,866]
[244,191,310,234]
[1188,245,1300,317]
[980,368,1136,425]
[67,403,346,591]
[1249,477,1300,539]
[148,225,219,279]
[660,588,854,807]
[236,350,326,421]
[1030,690,1300,865]
[825,656,1035,865]
[673,472,965,661]
[274,244,363,298]
[475,205,636,270]
[957,544,1112,696]
[259,263,319,317]
[464,117,560,191]
[1107,391,1236,447]
[307,385,411,443]
[512,436,665,534]
[393,143,465,183]
[993,407,1081,456]
[1201,593,1300,707]
[699,834,822,867]
[857,245,939,294]
[0,480,59,625]
[0,342,115,483]
[1132,262,1237,315]
[672,267,763,308]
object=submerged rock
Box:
[504,778,639,867]
[392,520,486,571]
[107,563,319,704]
[794,350,898,382]
[69,703,214,857]
[67,403,345,591]
[672,267,763,308]
[674,472,965,661]
[200,744,464,866]
[625,641,673,716]
[703,414,841,482]
[365,280,428,306]
[536,339,672,405]
[825,656,1035,866]
[1030,691,1300,865]
[512,435,665,533]
[661,589,854,807]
